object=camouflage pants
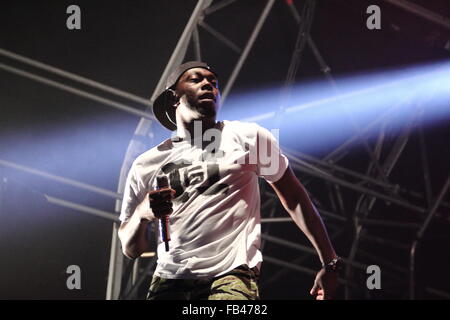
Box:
[146,265,260,300]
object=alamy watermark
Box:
[366,264,381,290]
[366,5,381,30]
[170,121,281,176]
[66,5,81,30]
[66,264,81,290]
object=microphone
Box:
[155,176,171,252]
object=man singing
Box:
[118,61,341,300]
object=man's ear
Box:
[167,89,180,107]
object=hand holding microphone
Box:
[149,176,175,252]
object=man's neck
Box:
[177,118,217,139]
[175,118,222,150]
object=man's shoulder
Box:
[223,120,270,138]
[223,120,260,132]
[133,138,175,167]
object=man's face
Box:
[174,67,221,118]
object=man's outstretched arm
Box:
[269,166,340,299]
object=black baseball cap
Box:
[152,61,217,131]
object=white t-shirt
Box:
[119,120,289,279]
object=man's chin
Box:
[199,109,217,118]
[197,102,218,117]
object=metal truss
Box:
[1,0,449,300]
[381,0,450,30]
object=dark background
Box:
[0,0,449,299]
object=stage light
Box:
[220,61,450,155]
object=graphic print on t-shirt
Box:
[160,160,229,203]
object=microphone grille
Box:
[156,176,169,189]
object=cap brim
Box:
[153,89,177,131]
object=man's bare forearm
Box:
[118,214,151,259]
[118,198,155,259]
[286,189,337,265]
[271,167,337,265]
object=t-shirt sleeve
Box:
[255,124,289,183]
[119,162,144,222]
